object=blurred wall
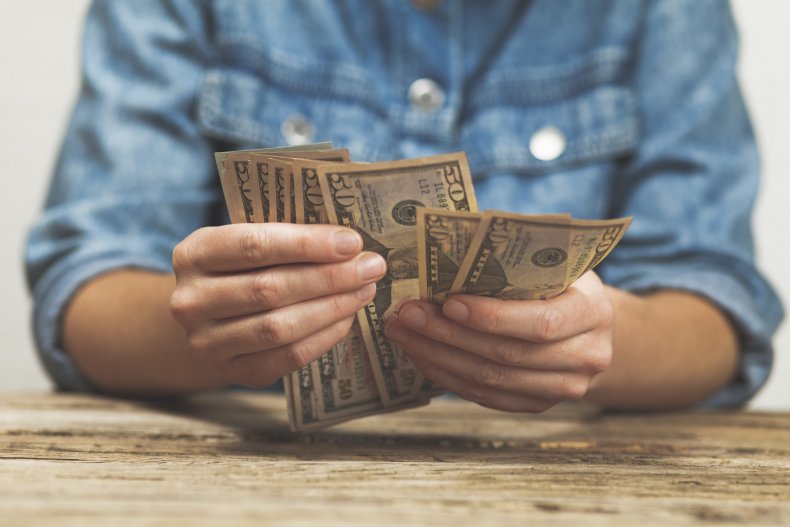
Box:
[0,0,787,407]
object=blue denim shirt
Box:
[26,0,783,407]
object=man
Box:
[26,0,783,411]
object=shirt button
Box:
[408,78,445,112]
[281,115,315,146]
[529,126,567,161]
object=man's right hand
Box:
[169,224,384,388]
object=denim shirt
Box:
[26,0,783,406]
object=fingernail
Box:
[332,229,361,255]
[443,300,469,322]
[399,304,427,330]
[356,283,376,302]
[357,252,386,281]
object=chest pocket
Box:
[196,66,397,162]
[461,47,640,177]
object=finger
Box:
[219,317,354,388]
[189,284,375,361]
[441,273,612,342]
[396,301,611,372]
[175,252,386,320]
[385,320,592,403]
[390,328,555,413]
[174,223,363,273]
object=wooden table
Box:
[1,392,788,526]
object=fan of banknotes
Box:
[215,143,631,431]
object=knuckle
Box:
[249,272,280,308]
[560,376,589,401]
[477,303,504,333]
[169,289,198,322]
[172,240,195,272]
[173,227,212,271]
[332,316,355,342]
[492,339,526,366]
[474,361,506,388]
[584,345,613,373]
[329,291,354,317]
[461,387,490,407]
[535,305,563,341]
[598,296,615,328]
[171,242,187,271]
[285,342,315,371]
[186,331,213,357]
[256,313,292,347]
[295,230,312,258]
[323,262,348,293]
[239,228,268,264]
[431,319,455,343]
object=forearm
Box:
[587,288,739,410]
[63,269,229,396]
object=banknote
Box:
[214,143,332,180]
[277,149,392,428]
[220,152,256,224]
[451,212,631,300]
[217,146,632,431]
[563,218,633,285]
[416,208,484,304]
[277,149,351,225]
[292,155,350,225]
[311,320,384,420]
[217,144,333,224]
[247,154,274,223]
[451,212,572,300]
[217,144,338,429]
[319,153,478,406]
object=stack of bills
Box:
[215,143,630,431]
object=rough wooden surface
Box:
[0,392,788,526]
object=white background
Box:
[0,1,787,408]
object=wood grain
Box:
[1,392,788,526]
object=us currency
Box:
[294,320,425,430]
[256,149,389,431]
[281,149,351,223]
[416,208,484,304]
[220,152,256,224]
[319,153,478,406]
[245,150,339,224]
[293,155,349,225]
[562,218,632,285]
[451,213,572,300]
[412,208,483,398]
[214,143,332,180]
[217,144,363,431]
[247,154,274,223]
[273,150,392,430]
[311,320,386,421]
[451,212,631,300]
[217,144,332,223]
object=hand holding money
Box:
[212,144,630,430]
[170,222,385,388]
[384,270,614,413]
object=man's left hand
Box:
[383,272,614,412]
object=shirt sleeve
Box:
[25,1,220,391]
[599,0,784,407]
